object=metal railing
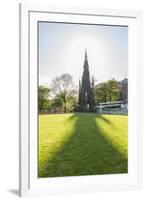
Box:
[96,100,128,115]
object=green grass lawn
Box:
[38,113,128,177]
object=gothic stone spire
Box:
[79,50,95,112]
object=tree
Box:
[95,82,108,104]
[106,79,120,102]
[95,79,120,104]
[66,89,78,112]
[38,86,50,112]
[51,97,63,112]
[51,73,75,113]
[118,78,128,101]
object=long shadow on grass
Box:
[39,113,128,177]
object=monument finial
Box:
[85,48,87,60]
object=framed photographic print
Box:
[19,3,142,197]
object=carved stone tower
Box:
[79,50,95,112]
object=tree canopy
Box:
[51,74,77,112]
[94,79,121,104]
[38,86,51,112]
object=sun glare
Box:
[58,33,110,83]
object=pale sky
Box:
[39,22,128,87]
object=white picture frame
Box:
[19,3,143,197]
